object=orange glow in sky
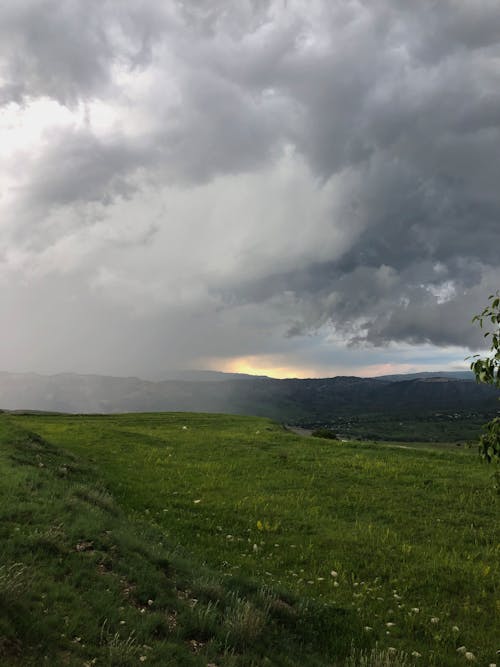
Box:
[202,356,420,379]
[214,356,312,378]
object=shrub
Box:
[311,428,338,440]
[469,292,500,471]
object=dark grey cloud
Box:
[0,0,112,104]
[159,68,287,183]
[0,0,168,105]
[1,0,499,378]
[202,1,500,350]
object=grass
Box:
[0,416,365,666]
[2,411,500,665]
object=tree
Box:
[469,291,500,470]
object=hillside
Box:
[0,416,361,667]
[1,411,498,666]
[0,371,497,420]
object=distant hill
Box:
[0,370,497,420]
[374,371,473,381]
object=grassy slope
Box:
[0,416,364,667]
[2,412,500,665]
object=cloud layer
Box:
[1,0,499,377]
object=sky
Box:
[1,0,499,380]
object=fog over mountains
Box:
[0,370,497,422]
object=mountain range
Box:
[0,370,497,421]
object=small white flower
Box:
[330,570,338,578]
[452,626,460,633]
[364,626,373,632]
[193,499,201,504]
[411,607,420,613]
[411,652,422,658]
[333,581,339,587]
[182,425,188,430]
[388,647,397,655]
[488,663,496,667]
[457,647,467,654]
[430,617,439,624]
[386,622,396,627]
[464,652,476,662]
[252,543,258,552]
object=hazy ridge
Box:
[0,369,496,419]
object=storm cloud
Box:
[0,0,499,378]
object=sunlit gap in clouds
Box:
[200,355,469,380]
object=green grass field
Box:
[1,412,499,666]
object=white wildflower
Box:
[330,570,338,578]
[430,617,439,624]
[465,652,476,662]
[411,652,422,658]
[457,647,467,654]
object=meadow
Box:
[1,411,499,666]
